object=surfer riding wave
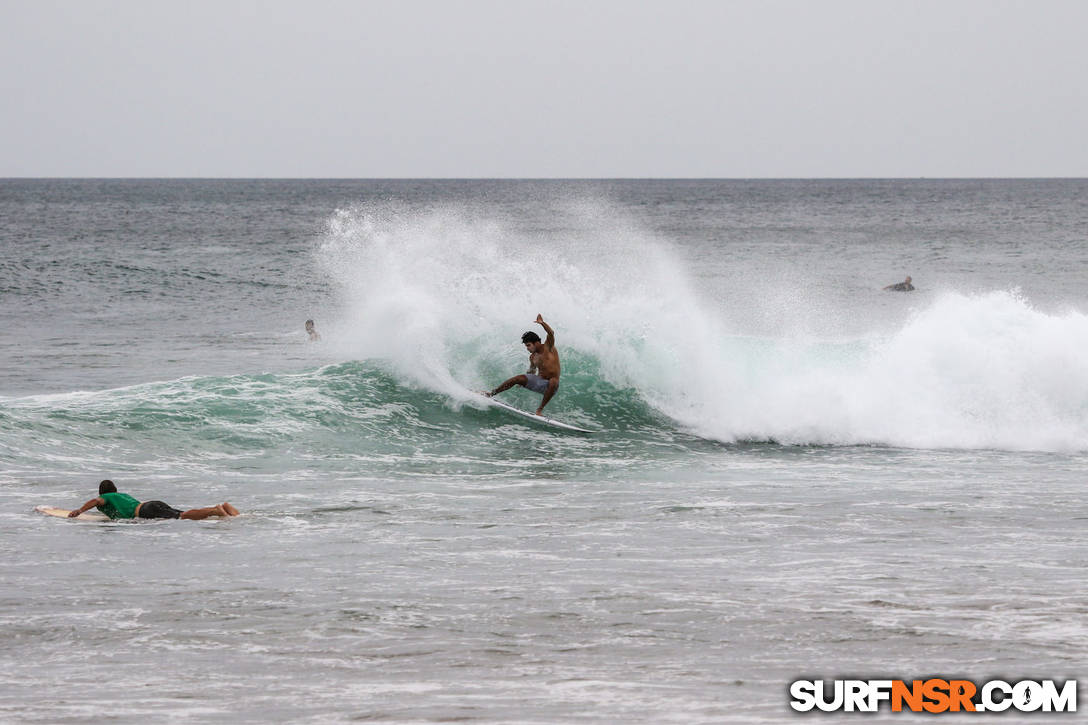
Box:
[487,314,560,415]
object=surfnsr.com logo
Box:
[789,679,1077,713]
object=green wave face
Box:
[0,360,706,482]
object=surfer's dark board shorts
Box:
[523,374,553,395]
[138,500,183,519]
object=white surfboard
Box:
[476,392,595,433]
[35,505,109,521]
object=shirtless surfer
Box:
[486,314,560,415]
[883,275,915,291]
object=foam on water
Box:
[696,290,1088,451]
[316,202,1088,452]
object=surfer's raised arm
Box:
[535,314,555,349]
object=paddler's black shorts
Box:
[138,500,183,519]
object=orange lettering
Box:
[892,680,924,712]
[922,679,951,713]
[948,680,977,712]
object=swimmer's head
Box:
[99,479,117,495]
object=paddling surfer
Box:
[487,314,560,415]
[883,275,915,291]
[68,480,241,520]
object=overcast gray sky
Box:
[2,0,1085,177]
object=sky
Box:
[1,0,1086,177]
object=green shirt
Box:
[97,492,140,519]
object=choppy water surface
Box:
[1,180,1085,722]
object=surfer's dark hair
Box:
[99,480,117,494]
[521,331,541,344]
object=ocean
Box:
[1,179,1085,722]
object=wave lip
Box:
[5,290,1087,461]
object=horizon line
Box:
[2,176,1087,182]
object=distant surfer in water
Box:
[305,319,321,341]
[883,276,915,291]
[68,480,241,520]
[486,314,560,415]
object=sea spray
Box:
[314,202,1088,452]
[315,200,730,407]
